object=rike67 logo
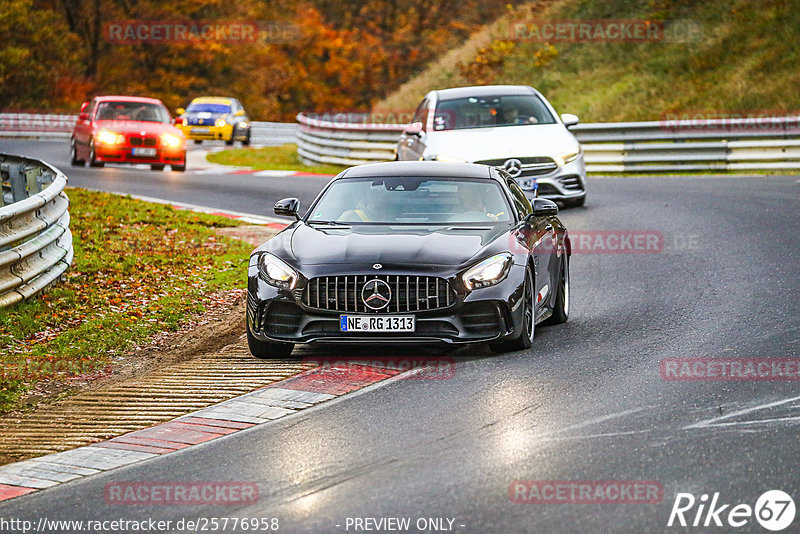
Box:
[668,490,795,531]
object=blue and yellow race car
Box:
[175,97,251,145]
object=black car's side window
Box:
[507,179,533,219]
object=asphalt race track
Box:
[2,138,799,532]
[0,139,331,218]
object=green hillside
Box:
[375,0,799,123]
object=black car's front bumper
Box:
[247,264,527,346]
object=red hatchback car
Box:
[70,96,186,171]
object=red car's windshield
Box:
[95,101,170,123]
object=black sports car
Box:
[247,161,570,357]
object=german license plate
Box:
[340,315,415,332]
[132,148,156,157]
[191,127,209,133]
[517,178,535,190]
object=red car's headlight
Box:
[97,129,124,145]
[160,133,183,148]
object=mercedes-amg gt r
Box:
[247,161,570,357]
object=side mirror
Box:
[78,112,89,122]
[527,198,559,220]
[561,113,580,128]
[176,108,185,116]
[404,121,423,136]
[274,197,300,220]
[80,101,90,113]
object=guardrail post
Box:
[25,165,41,194]
[9,163,27,202]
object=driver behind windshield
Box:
[450,182,506,222]
[339,187,389,222]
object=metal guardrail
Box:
[296,113,800,173]
[0,113,76,139]
[0,113,299,146]
[0,154,73,307]
[250,121,298,146]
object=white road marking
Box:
[684,394,800,429]
[543,429,651,441]
[554,406,649,434]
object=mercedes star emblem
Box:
[502,158,523,178]
[373,264,382,269]
[361,279,391,310]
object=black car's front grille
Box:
[128,135,157,147]
[303,275,455,313]
[459,302,502,337]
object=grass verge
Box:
[206,143,346,175]
[0,188,254,414]
[376,0,800,123]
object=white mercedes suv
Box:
[396,85,586,207]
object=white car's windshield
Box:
[434,94,556,130]
[308,176,512,224]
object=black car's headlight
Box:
[462,253,513,290]
[258,253,298,289]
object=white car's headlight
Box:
[559,148,582,165]
[258,253,298,289]
[462,253,513,290]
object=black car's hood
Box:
[268,223,512,267]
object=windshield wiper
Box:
[307,220,351,226]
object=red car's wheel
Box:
[70,138,84,166]
[88,139,104,167]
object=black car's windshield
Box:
[95,101,170,123]
[186,102,231,114]
[308,176,513,224]
[433,94,556,130]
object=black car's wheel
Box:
[491,265,535,353]
[151,164,165,171]
[88,139,104,167]
[247,325,294,359]
[70,138,84,166]
[545,254,569,325]
[194,139,202,145]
